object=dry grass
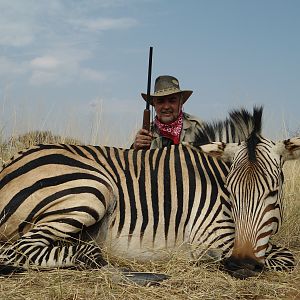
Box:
[0,256,299,300]
[0,130,82,165]
[0,133,299,300]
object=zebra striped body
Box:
[0,107,298,278]
[102,145,233,261]
[0,143,233,266]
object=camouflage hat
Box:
[141,75,193,105]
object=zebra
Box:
[0,107,298,280]
[203,133,298,277]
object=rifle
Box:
[142,46,153,131]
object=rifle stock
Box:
[142,109,151,131]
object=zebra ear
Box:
[277,137,300,161]
[199,142,239,162]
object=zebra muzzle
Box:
[222,256,264,279]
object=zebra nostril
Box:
[254,262,264,272]
[223,257,241,271]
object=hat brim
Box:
[141,90,193,106]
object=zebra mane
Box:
[246,107,263,162]
[194,106,263,145]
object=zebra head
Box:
[200,134,300,278]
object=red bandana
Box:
[154,111,183,144]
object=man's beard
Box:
[159,110,178,124]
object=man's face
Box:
[153,93,182,124]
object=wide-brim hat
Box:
[141,75,193,105]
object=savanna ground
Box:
[0,131,299,300]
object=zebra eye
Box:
[267,190,278,198]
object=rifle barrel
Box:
[142,46,153,131]
[146,47,153,110]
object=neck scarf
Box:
[154,111,183,144]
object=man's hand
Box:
[133,129,153,150]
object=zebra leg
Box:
[0,232,171,286]
[0,225,107,274]
[73,242,107,268]
[264,243,295,271]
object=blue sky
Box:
[0,0,299,146]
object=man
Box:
[133,75,203,150]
